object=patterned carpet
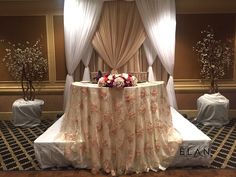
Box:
[0,120,53,170]
[0,119,235,170]
[193,119,236,169]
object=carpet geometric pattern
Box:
[0,119,235,170]
[193,119,236,169]
[0,120,53,170]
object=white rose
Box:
[108,74,113,80]
[131,76,138,86]
[113,77,125,88]
[115,74,121,78]
[121,73,129,79]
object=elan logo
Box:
[179,146,210,157]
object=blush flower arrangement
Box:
[98,73,138,88]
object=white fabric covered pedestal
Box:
[12,98,44,128]
[195,93,229,127]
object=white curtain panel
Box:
[136,0,178,109]
[63,0,103,109]
[143,38,157,81]
[82,44,93,81]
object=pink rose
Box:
[113,77,125,88]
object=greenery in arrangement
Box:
[193,25,233,93]
[1,39,48,101]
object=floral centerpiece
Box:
[98,73,138,88]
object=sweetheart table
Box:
[57,81,182,175]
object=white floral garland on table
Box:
[98,73,138,88]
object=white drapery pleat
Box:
[136,0,178,109]
[82,44,93,81]
[143,38,157,81]
[63,0,103,109]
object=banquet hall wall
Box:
[0,0,236,119]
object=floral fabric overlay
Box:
[59,81,182,175]
[98,73,138,88]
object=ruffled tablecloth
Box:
[58,81,182,175]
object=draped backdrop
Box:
[136,0,178,109]
[92,0,146,72]
[82,44,93,81]
[63,0,103,109]
[143,38,157,81]
[63,0,178,109]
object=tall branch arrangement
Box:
[1,39,48,101]
[193,26,233,93]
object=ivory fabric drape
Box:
[92,1,146,71]
[136,0,178,109]
[87,46,149,75]
[143,38,157,81]
[82,44,93,81]
[63,0,103,109]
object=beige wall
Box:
[0,0,65,119]
[175,0,236,117]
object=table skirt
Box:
[57,82,182,175]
